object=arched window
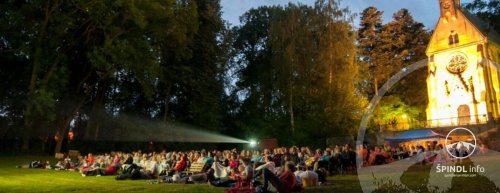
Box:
[448,30,459,45]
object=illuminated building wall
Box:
[426,0,500,127]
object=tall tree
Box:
[231,6,285,138]
[358,7,384,96]
[379,9,429,109]
[232,0,364,145]
[357,9,430,130]
[0,0,199,152]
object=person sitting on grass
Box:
[272,148,283,167]
[104,160,118,176]
[79,159,89,173]
[204,152,214,165]
[147,155,162,178]
[200,152,214,172]
[294,163,318,188]
[228,153,239,169]
[229,165,244,187]
[256,156,275,172]
[251,151,262,164]
[236,157,253,188]
[257,162,299,193]
[211,155,230,179]
[208,163,240,187]
[86,153,95,166]
[288,147,300,165]
[380,147,392,163]
[45,161,52,169]
[54,160,65,170]
[316,150,331,171]
[121,153,133,170]
[82,158,105,177]
[168,154,187,176]
[133,152,141,165]
[368,147,382,165]
[139,154,149,168]
[112,154,122,169]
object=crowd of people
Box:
[19,141,485,193]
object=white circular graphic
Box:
[444,127,477,159]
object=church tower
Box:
[426,0,500,127]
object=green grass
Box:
[0,156,359,193]
[4,156,496,193]
[0,156,225,193]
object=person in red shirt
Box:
[167,154,187,176]
[86,153,95,166]
[104,164,117,175]
[362,146,368,166]
[261,162,298,193]
[228,154,239,169]
[175,155,187,172]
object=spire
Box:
[439,0,459,23]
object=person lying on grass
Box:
[16,160,50,169]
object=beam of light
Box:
[85,114,250,143]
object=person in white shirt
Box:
[133,153,141,165]
[255,156,275,173]
[139,155,149,168]
[294,163,318,187]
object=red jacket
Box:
[278,171,297,193]
[175,156,187,172]
[105,165,117,175]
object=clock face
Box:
[446,54,468,74]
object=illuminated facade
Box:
[426,0,500,127]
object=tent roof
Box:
[385,129,446,142]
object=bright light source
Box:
[402,114,408,119]
[249,140,257,147]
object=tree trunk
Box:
[54,99,85,153]
[289,91,295,135]
[374,78,379,96]
[84,81,107,139]
[23,1,57,151]
[289,70,295,135]
[163,83,172,122]
[94,125,100,141]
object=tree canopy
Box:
[0,0,468,152]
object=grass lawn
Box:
[3,156,496,193]
[0,156,362,193]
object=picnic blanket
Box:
[212,162,230,178]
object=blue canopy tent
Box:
[385,129,446,141]
[385,129,447,147]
